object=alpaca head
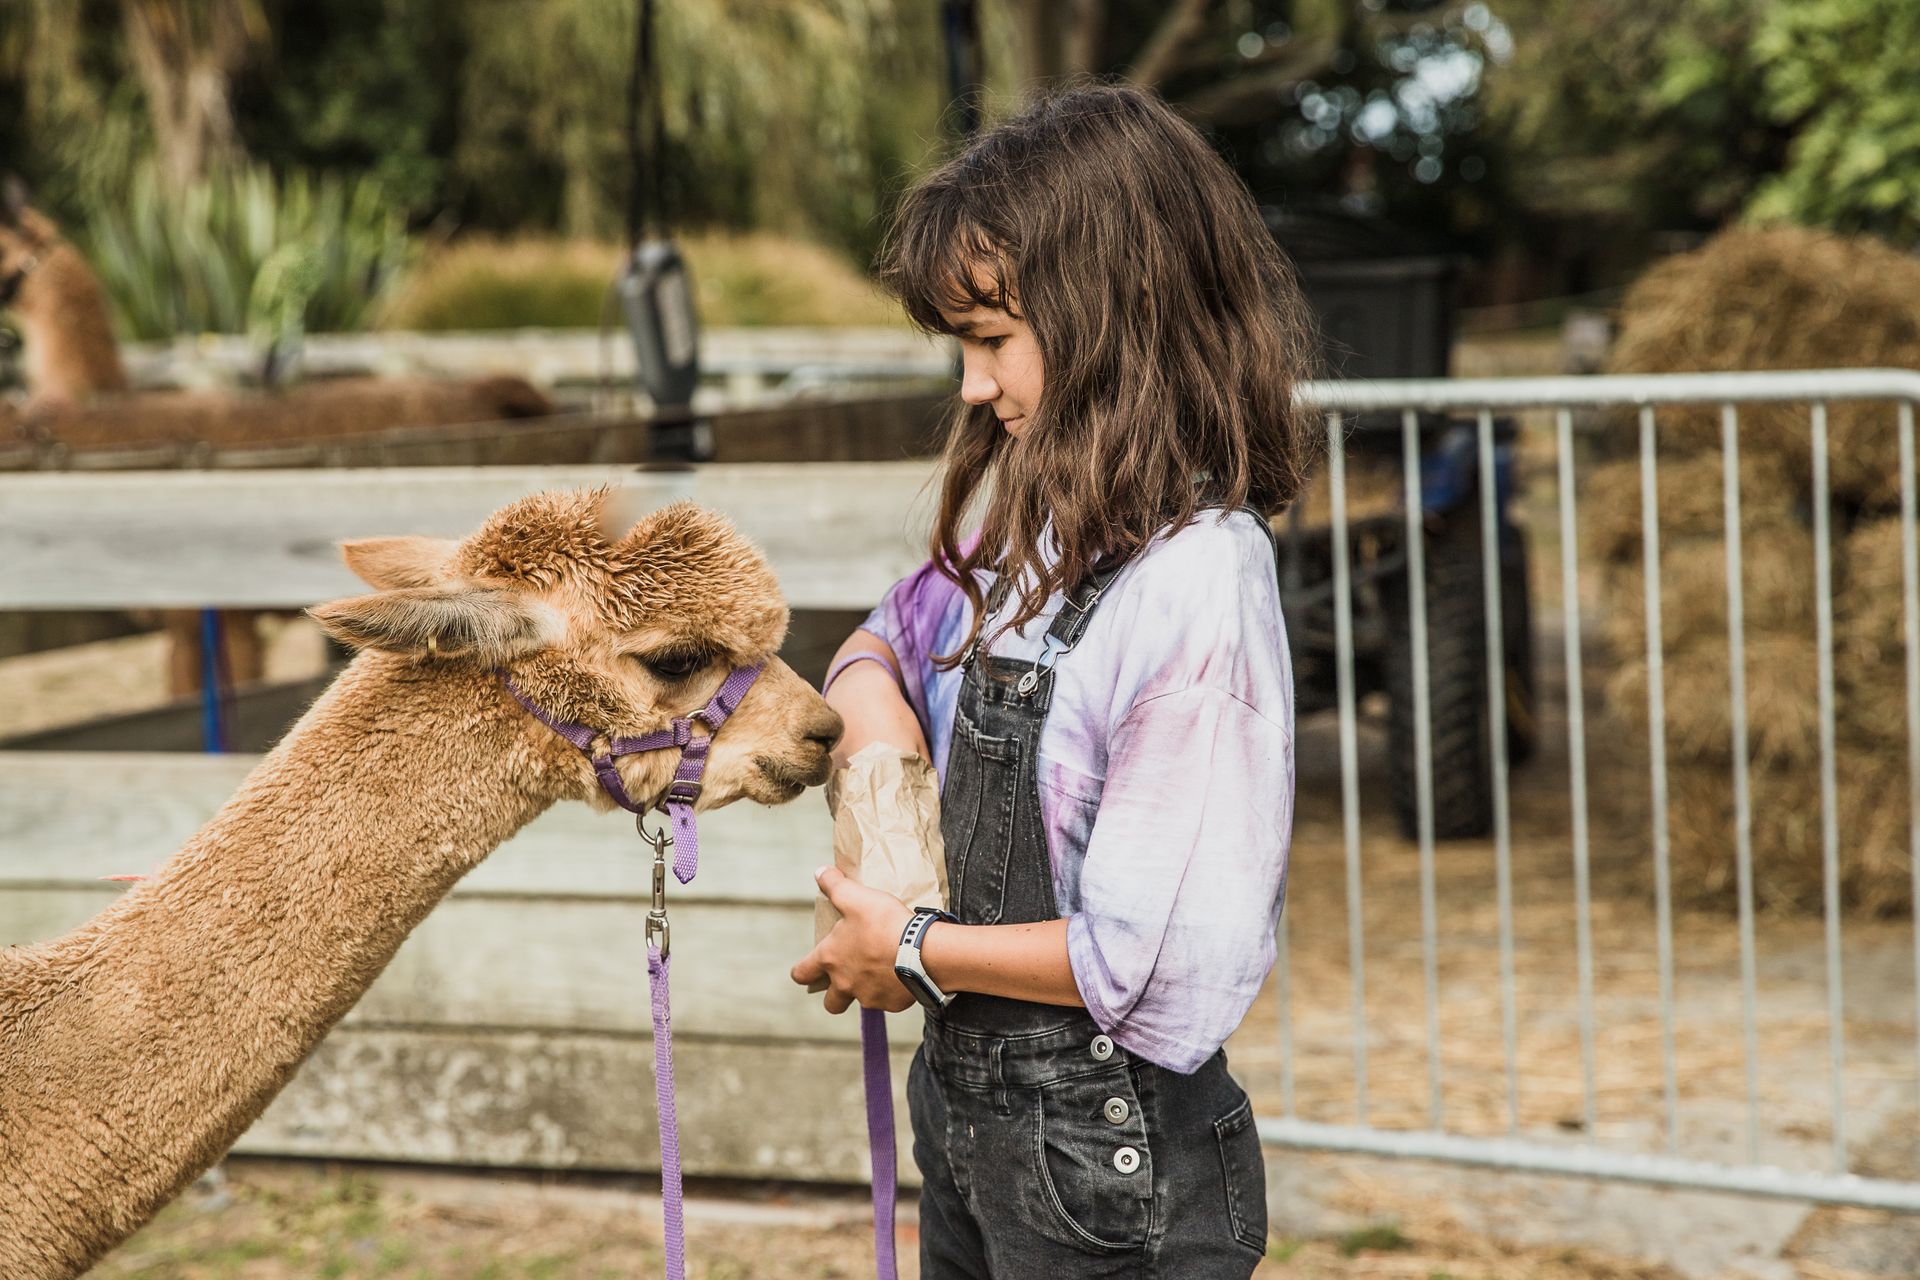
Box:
[0,176,59,313]
[309,487,843,813]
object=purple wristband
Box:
[822,649,903,695]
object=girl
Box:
[791,83,1318,1277]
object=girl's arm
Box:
[822,628,929,766]
[789,867,1082,1014]
[800,626,1080,1014]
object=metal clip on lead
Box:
[640,812,672,957]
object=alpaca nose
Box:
[806,709,845,754]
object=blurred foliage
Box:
[0,1,154,222]
[1480,0,1920,245]
[5,0,1919,337]
[377,233,907,330]
[1188,0,1508,247]
[231,0,464,216]
[1746,0,1920,239]
[80,158,412,338]
[1483,0,1780,232]
[3,0,947,263]
[443,0,945,259]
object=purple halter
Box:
[498,662,765,886]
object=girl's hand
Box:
[790,867,916,1015]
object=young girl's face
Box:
[944,299,1043,438]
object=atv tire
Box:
[1387,514,1535,841]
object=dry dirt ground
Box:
[93,1157,1691,1280]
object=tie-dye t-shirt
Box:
[856,509,1294,1073]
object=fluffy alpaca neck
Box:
[16,242,129,401]
[0,656,559,1278]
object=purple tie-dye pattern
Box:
[857,510,1294,1074]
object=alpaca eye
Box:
[641,651,706,681]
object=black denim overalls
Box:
[909,515,1274,1278]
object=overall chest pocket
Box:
[943,705,1024,924]
[1029,1065,1154,1254]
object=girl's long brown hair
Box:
[878,82,1322,669]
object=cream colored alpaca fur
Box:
[0,487,841,1278]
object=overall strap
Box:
[1233,502,1283,561]
[1041,554,1129,648]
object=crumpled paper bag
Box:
[808,740,949,993]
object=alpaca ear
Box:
[339,535,459,590]
[0,176,25,227]
[306,584,556,662]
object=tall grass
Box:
[377,233,908,330]
[80,160,412,340]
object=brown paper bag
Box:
[807,740,949,993]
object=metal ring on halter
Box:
[637,809,674,851]
[425,634,438,658]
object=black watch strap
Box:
[899,906,957,950]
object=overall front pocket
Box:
[943,706,1023,922]
[1030,1066,1154,1254]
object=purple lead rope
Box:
[649,944,686,1280]
[862,1008,899,1280]
[826,652,907,1279]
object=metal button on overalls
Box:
[1089,1034,1114,1061]
[1103,1097,1130,1125]
[1113,1146,1141,1174]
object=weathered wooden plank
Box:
[0,461,938,609]
[0,751,835,903]
[237,1025,922,1183]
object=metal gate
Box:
[1263,368,1920,1211]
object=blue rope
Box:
[198,608,228,753]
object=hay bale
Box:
[1606,632,1824,772]
[1662,748,1914,916]
[1606,225,1920,513]
[1592,505,1917,914]
[1580,453,1801,570]
[1835,515,1920,749]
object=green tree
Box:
[1482,0,1782,232]
[1747,0,1920,239]
[448,0,945,259]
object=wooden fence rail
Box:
[0,460,940,609]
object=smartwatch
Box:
[895,906,960,1011]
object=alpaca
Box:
[0,486,843,1278]
[0,181,557,696]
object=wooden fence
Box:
[0,462,941,1182]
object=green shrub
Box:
[377,233,908,331]
[79,159,412,340]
